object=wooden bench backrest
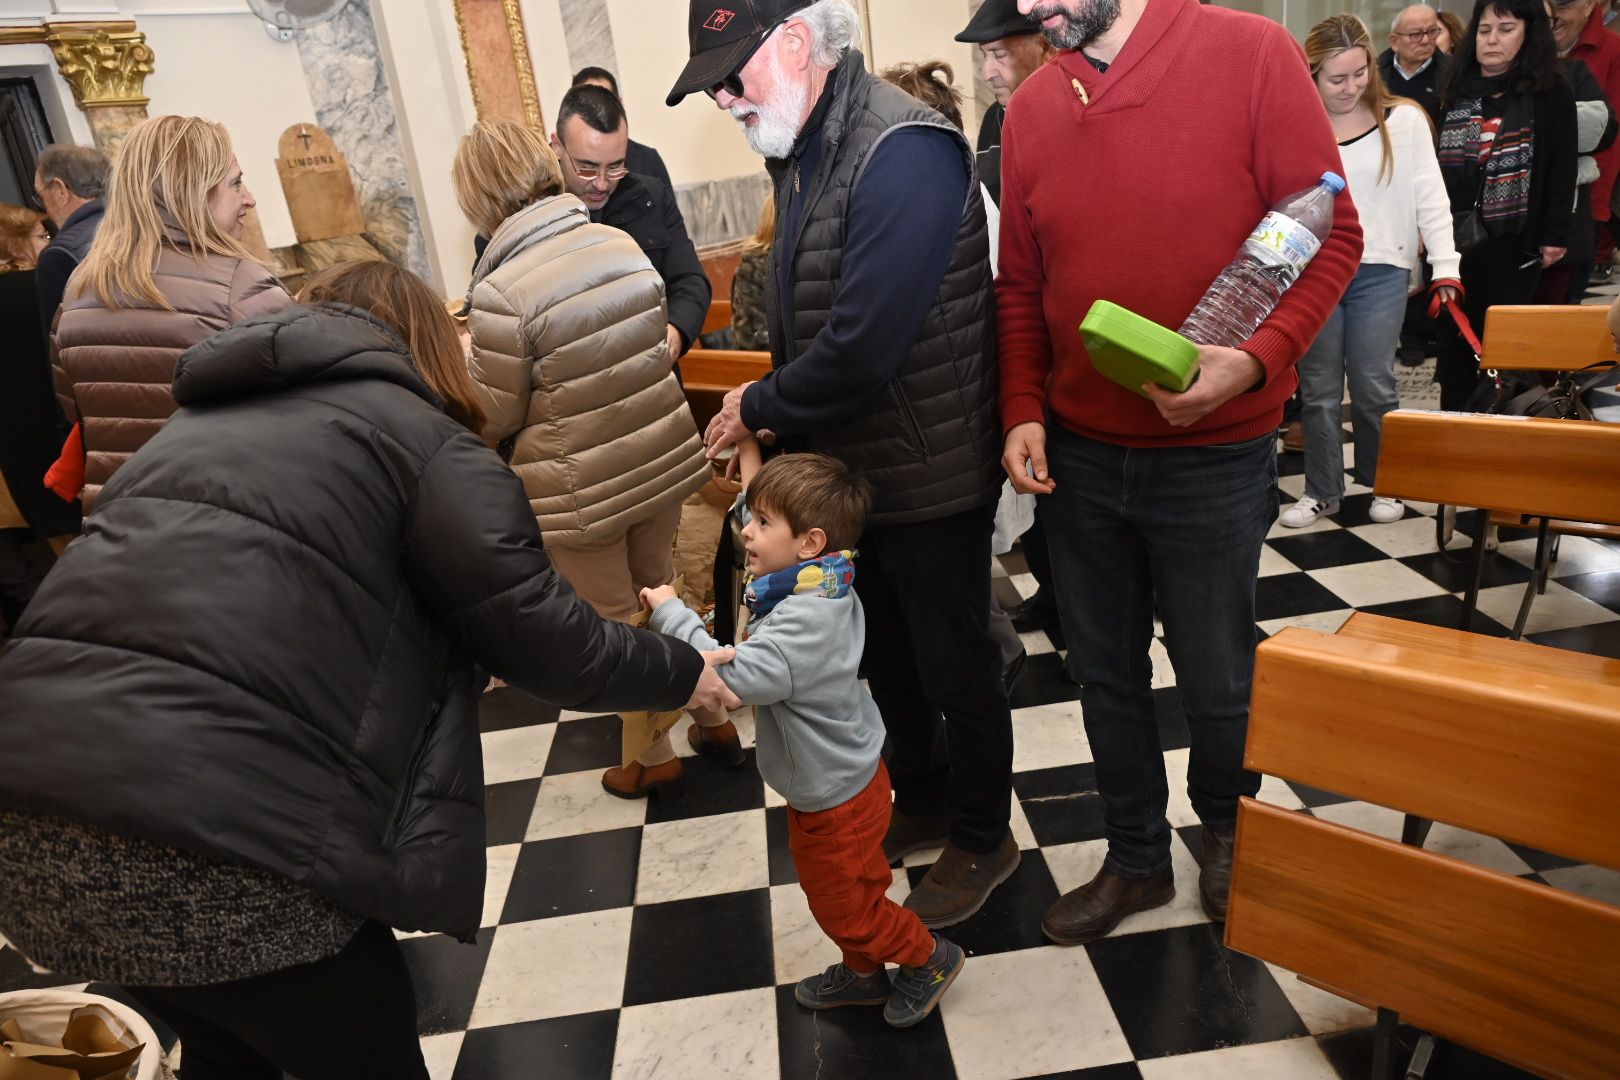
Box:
[1248,625,1620,869]
[1482,304,1620,372]
[1375,410,1620,525]
[681,348,771,395]
[701,299,734,337]
[1228,800,1620,1080]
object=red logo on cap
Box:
[704,9,736,30]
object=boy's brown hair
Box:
[747,452,874,554]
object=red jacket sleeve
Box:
[995,102,1053,433]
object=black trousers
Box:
[1436,238,1543,411]
[856,505,1013,853]
[128,921,427,1080]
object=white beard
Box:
[730,50,809,160]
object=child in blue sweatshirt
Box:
[640,436,964,1028]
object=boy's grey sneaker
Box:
[884,935,965,1029]
[794,963,891,1010]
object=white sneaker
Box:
[1280,495,1340,529]
[1368,497,1405,524]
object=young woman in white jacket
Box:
[1282,15,1462,529]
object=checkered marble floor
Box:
[4,340,1619,1078]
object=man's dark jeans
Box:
[1042,425,1276,878]
[857,505,1013,854]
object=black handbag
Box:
[1452,188,1490,256]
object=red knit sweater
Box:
[997,0,1363,447]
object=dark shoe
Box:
[1003,648,1028,696]
[1593,263,1614,285]
[601,758,684,799]
[794,963,891,1010]
[903,834,1020,929]
[1008,589,1059,634]
[883,808,951,863]
[884,934,964,1028]
[687,719,746,768]
[1396,343,1427,368]
[1041,866,1174,946]
[1199,826,1236,921]
[1281,420,1305,453]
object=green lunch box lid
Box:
[1079,300,1201,397]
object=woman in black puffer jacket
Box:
[0,261,734,1079]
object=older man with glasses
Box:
[1379,5,1453,130]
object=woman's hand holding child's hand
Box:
[640,584,679,610]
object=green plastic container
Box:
[1080,300,1201,397]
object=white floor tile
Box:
[635,809,770,905]
[1268,513,1343,539]
[1008,572,1039,600]
[768,871,910,985]
[525,769,648,841]
[1009,701,1091,773]
[612,988,779,1080]
[1349,515,1452,559]
[1307,559,1447,608]
[1258,608,1355,637]
[1277,472,1306,499]
[480,724,557,785]
[1540,863,1620,906]
[1149,637,1176,690]
[1137,1035,1339,1078]
[1042,833,1212,938]
[1258,545,1301,578]
[940,946,1134,1079]
[1020,629,1057,656]
[1310,801,1535,877]
[469,909,633,1027]
[1265,962,1377,1035]
[1473,579,1620,635]
[1503,535,1620,576]
[419,1031,465,1080]
[482,844,521,928]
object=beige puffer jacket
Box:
[54,224,290,510]
[467,194,708,546]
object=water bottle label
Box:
[1244,211,1321,274]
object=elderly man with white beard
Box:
[667,0,1017,929]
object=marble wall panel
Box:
[558,0,619,78]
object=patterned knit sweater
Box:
[0,810,363,987]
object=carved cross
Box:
[298,126,313,152]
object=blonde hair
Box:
[743,191,775,257]
[1305,15,1423,185]
[0,204,46,271]
[452,121,565,238]
[71,115,257,309]
[299,260,487,434]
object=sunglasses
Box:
[703,28,774,101]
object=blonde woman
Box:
[452,120,724,799]
[54,115,289,510]
[1280,16,1462,528]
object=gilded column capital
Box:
[46,22,156,109]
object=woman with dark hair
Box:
[0,260,736,1078]
[1434,0,1577,409]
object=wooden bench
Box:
[1481,304,1620,372]
[1229,617,1620,1079]
[1375,410,1620,638]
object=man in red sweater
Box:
[1557,0,1620,279]
[1000,0,1361,941]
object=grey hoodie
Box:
[649,577,884,813]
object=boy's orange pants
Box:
[786,760,936,973]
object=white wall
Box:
[865,0,982,142]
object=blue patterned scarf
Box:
[743,550,856,617]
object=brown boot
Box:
[1282,420,1305,453]
[902,833,1020,929]
[882,809,952,863]
[1041,866,1174,946]
[1199,826,1236,921]
[601,757,684,799]
[687,719,746,768]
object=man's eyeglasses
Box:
[705,73,745,100]
[557,142,627,182]
[1397,26,1442,42]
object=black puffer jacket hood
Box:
[0,304,701,941]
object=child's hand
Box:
[640,584,679,610]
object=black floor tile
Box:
[1400,551,1535,593]
[1086,922,1307,1059]
[643,748,766,824]
[765,805,798,886]
[1268,529,1387,571]
[1010,652,1084,709]
[1275,449,1306,476]
[478,686,560,733]
[483,778,541,847]
[904,849,1061,956]
[1504,841,1584,874]
[1255,572,1348,621]
[1026,1066,1145,1080]
[544,713,623,774]
[623,889,775,1007]
[1014,764,1108,846]
[1000,547,1032,577]
[1552,568,1620,613]
[500,828,641,922]
[1318,1024,1542,1080]
[398,928,492,1037]
[775,983,955,1080]
[452,1010,618,1080]
[1359,594,1509,636]
[1527,619,1620,660]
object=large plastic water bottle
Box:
[1179,172,1346,348]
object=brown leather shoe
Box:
[1041,866,1175,946]
[687,719,746,768]
[902,833,1020,929]
[1199,826,1236,921]
[882,808,952,863]
[601,757,684,799]
[1282,420,1305,453]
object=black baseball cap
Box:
[955,0,1040,44]
[666,0,815,106]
